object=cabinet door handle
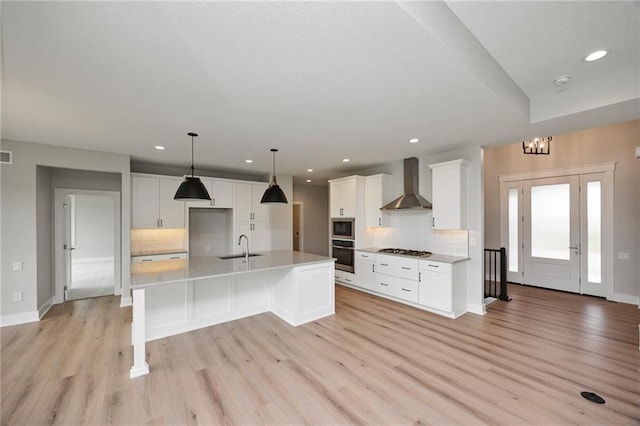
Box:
[428,264,439,268]
[380,263,389,266]
[361,254,368,258]
[418,272,421,282]
[345,278,352,283]
[160,219,163,227]
[380,282,389,286]
[401,266,411,270]
[141,259,152,262]
[432,217,435,227]
[401,288,411,292]
[372,264,375,273]
[170,256,180,260]
[378,218,381,226]
[156,219,160,228]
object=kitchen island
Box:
[129,250,335,378]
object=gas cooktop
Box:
[377,248,432,257]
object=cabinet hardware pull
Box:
[142,259,152,262]
[418,272,421,282]
[380,282,389,286]
[345,278,351,282]
[401,267,411,270]
[362,254,368,258]
[401,288,410,292]
[432,217,435,227]
[428,264,439,268]
[170,256,180,259]
[378,218,381,226]
[160,219,163,227]
[380,263,389,266]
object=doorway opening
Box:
[500,163,614,299]
[54,189,121,302]
[293,202,303,252]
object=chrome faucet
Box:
[238,234,249,262]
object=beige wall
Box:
[484,119,639,300]
[292,184,329,256]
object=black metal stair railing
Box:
[484,247,510,301]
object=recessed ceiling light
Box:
[342,158,350,163]
[409,138,420,144]
[306,179,312,183]
[584,49,609,62]
[307,168,313,172]
[154,145,165,150]
[245,159,253,163]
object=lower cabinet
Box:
[419,260,467,317]
[419,267,452,312]
[375,274,419,303]
[131,252,187,263]
[334,269,356,286]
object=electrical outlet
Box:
[12,292,22,302]
[617,252,629,260]
[12,261,23,271]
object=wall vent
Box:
[0,151,13,164]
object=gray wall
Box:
[268,175,294,251]
[1,139,130,319]
[73,195,115,260]
[292,184,329,256]
[484,119,639,300]
[51,168,121,191]
[36,166,53,308]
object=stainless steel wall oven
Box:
[332,239,354,273]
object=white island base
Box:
[130,251,335,378]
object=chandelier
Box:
[522,136,551,155]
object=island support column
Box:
[130,287,150,378]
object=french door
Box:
[501,168,611,297]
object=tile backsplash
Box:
[131,228,187,255]
[364,210,469,257]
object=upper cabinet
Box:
[329,176,362,218]
[132,174,185,229]
[364,174,391,228]
[235,182,269,222]
[429,159,469,230]
[187,178,234,209]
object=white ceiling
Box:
[2,1,638,184]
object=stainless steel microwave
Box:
[331,218,355,240]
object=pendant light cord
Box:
[190,134,195,177]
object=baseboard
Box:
[120,295,132,307]
[1,310,40,327]
[609,292,639,306]
[38,298,53,319]
[467,302,486,315]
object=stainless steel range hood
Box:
[380,157,432,210]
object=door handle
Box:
[568,245,580,254]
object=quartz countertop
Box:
[131,248,188,257]
[131,250,335,289]
[356,247,469,264]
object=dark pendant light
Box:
[260,148,288,204]
[174,132,211,201]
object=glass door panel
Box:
[530,183,571,260]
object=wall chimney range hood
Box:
[381,157,432,210]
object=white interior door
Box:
[523,176,580,293]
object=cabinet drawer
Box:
[356,251,375,261]
[376,254,419,281]
[375,274,419,303]
[334,270,356,286]
[419,260,452,274]
[132,252,187,263]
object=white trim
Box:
[609,293,639,306]
[120,295,132,307]
[1,311,39,327]
[499,162,616,183]
[467,302,486,315]
[38,297,53,319]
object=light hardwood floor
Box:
[2,284,639,425]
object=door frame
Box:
[54,188,121,304]
[293,202,304,252]
[499,162,614,299]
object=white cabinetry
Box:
[365,174,391,228]
[131,252,187,263]
[235,182,269,254]
[334,269,356,286]
[236,182,268,221]
[375,254,419,303]
[188,178,234,209]
[329,177,360,217]
[132,174,185,229]
[419,259,468,317]
[355,252,375,290]
[429,159,469,230]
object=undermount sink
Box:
[217,253,262,260]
